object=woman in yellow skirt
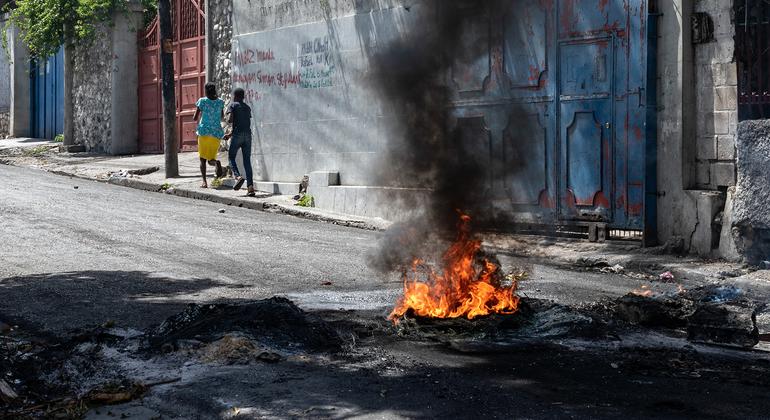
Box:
[193,82,225,188]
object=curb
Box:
[3,161,388,231]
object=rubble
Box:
[615,294,693,328]
[145,297,342,352]
[0,379,19,401]
[687,302,759,348]
[200,334,283,365]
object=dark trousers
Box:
[228,132,253,187]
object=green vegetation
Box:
[159,182,172,191]
[296,194,315,208]
[3,0,158,59]
[54,134,64,143]
[23,145,53,157]
[210,177,224,188]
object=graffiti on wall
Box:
[299,36,335,89]
[231,35,335,101]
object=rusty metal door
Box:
[449,0,649,236]
[556,0,647,232]
[138,0,206,153]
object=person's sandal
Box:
[233,177,245,191]
[247,187,256,197]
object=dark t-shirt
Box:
[228,101,252,135]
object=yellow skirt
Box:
[198,135,220,161]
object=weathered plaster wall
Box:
[71,3,142,154]
[231,0,413,185]
[0,113,9,138]
[656,0,701,250]
[72,28,114,152]
[724,120,770,264]
[655,0,738,257]
[693,0,738,189]
[0,15,11,116]
[7,22,30,138]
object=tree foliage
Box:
[4,0,158,59]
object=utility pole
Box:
[159,0,179,177]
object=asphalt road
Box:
[3,165,770,419]
[0,164,647,334]
[0,164,405,332]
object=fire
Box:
[389,214,520,322]
[631,285,654,297]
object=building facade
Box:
[4,0,768,261]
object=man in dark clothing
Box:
[224,88,255,196]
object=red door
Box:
[138,0,206,153]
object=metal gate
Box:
[450,0,651,238]
[31,48,64,140]
[736,0,770,120]
[138,0,206,153]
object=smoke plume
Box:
[368,0,533,272]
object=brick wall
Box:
[694,0,738,189]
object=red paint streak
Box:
[599,0,609,12]
[528,65,541,82]
[594,192,610,208]
[629,203,643,216]
[539,190,555,209]
[565,189,577,209]
[633,125,643,141]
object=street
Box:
[2,164,770,419]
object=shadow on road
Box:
[0,270,237,334]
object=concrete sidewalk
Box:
[0,138,391,231]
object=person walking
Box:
[193,82,225,188]
[224,88,255,197]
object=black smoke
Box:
[367,0,532,272]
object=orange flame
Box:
[389,214,520,322]
[631,284,654,297]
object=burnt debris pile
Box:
[612,284,763,349]
[145,297,342,352]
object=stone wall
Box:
[72,27,113,152]
[724,120,770,264]
[0,14,10,138]
[0,112,9,138]
[210,0,233,95]
[693,0,738,189]
[0,15,10,114]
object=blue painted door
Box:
[31,48,64,140]
[448,0,649,232]
[556,0,648,230]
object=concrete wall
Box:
[0,15,11,116]
[722,120,770,264]
[231,0,410,186]
[6,22,30,138]
[693,0,738,189]
[0,17,8,138]
[654,0,740,257]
